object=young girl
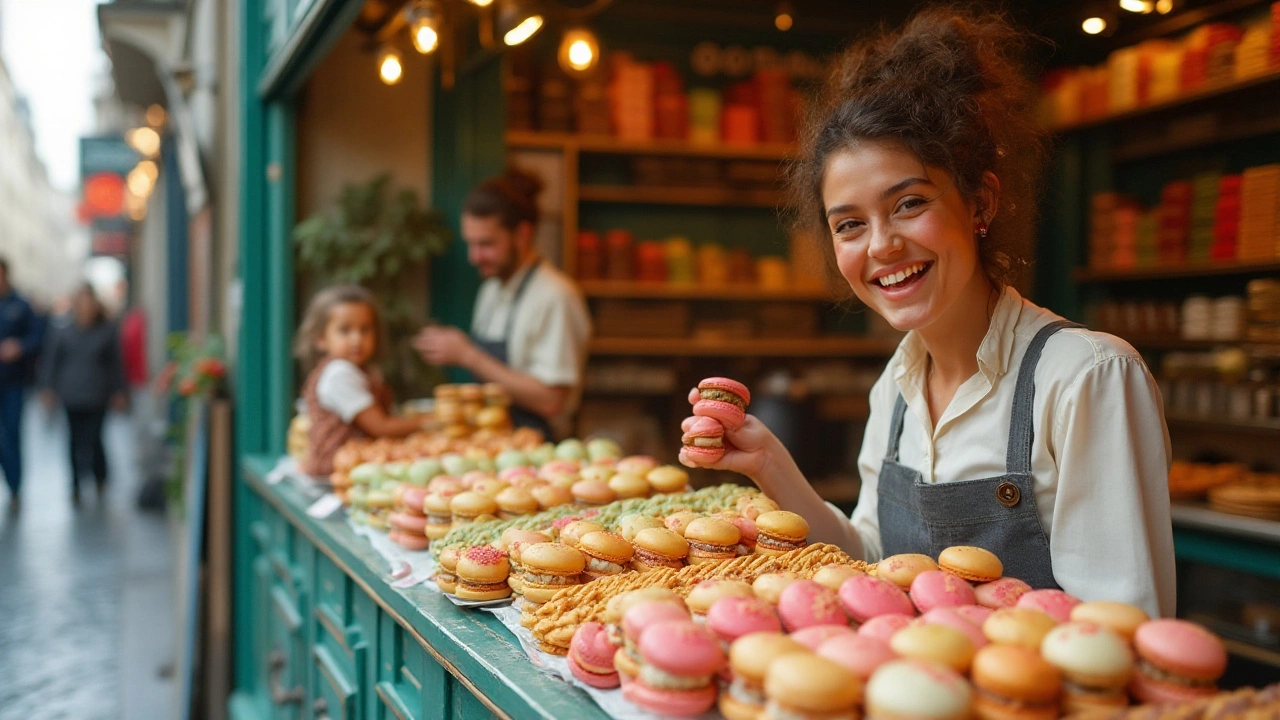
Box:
[295,286,426,476]
[682,9,1175,617]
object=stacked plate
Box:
[1239,165,1280,260]
[1247,279,1280,343]
[1208,473,1280,521]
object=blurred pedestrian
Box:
[38,284,128,504]
[0,258,44,510]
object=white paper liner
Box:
[483,606,721,720]
[348,518,438,586]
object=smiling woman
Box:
[681,7,1176,618]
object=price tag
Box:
[306,493,343,519]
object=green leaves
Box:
[292,174,453,399]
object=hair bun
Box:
[501,166,544,204]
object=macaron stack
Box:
[681,377,752,466]
[388,484,431,551]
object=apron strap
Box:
[1006,320,1084,475]
[503,257,542,342]
[885,392,909,461]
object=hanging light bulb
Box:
[467,0,493,5]
[1119,0,1154,13]
[1156,0,1174,13]
[1082,16,1108,34]
[125,126,161,158]
[775,2,794,32]
[378,45,404,84]
[499,1,542,46]
[558,28,600,74]
[408,1,440,54]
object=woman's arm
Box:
[681,414,866,559]
[351,405,426,438]
[1048,356,1175,618]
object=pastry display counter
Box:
[230,455,611,720]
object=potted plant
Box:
[293,173,451,399]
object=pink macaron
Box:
[817,633,899,681]
[388,529,431,552]
[777,579,848,632]
[681,416,727,464]
[1016,589,1081,623]
[954,604,994,627]
[921,607,989,650]
[858,614,914,644]
[498,466,536,483]
[426,475,464,496]
[973,577,1032,609]
[690,377,750,430]
[568,622,621,689]
[624,621,724,716]
[839,575,917,623]
[623,601,693,645]
[909,571,976,614]
[1131,619,1227,704]
[730,515,757,555]
[400,486,430,512]
[706,595,781,644]
[790,624,857,651]
[388,511,428,535]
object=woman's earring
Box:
[976,221,989,238]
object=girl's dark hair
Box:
[787,7,1047,289]
[462,166,544,232]
[293,285,385,371]
[74,283,107,324]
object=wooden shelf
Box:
[579,280,837,302]
[1113,115,1280,162]
[1074,259,1280,282]
[1172,502,1280,545]
[1053,66,1280,134]
[505,130,796,161]
[588,336,898,358]
[578,184,783,208]
[1166,413,1280,436]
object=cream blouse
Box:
[848,287,1175,617]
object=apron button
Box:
[996,482,1020,507]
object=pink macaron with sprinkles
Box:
[777,579,848,632]
[681,416,727,464]
[818,633,899,681]
[706,595,781,645]
[624,621,724,716]
[921,607,989,650]
[689,377,751,430]
[1131,619,1227,704]
[1016,589,1081,623]
[790,624,857,651]
[858,614,914,644]
[839,575,917,623]
[973,577,1032,609]
[909,570,976,613]
[568,622,621,689]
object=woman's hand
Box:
[678,414,780,483]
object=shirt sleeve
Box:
[1048,356,1176,618]
[850,366,897,562]
[315,359,376,423]
[522,291,591,388]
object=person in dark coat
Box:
[38,284,127,504]
[0,258,44,510]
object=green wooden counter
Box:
[230,455,611,720]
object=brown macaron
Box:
[494,487,538,520]
[449,491,498,528]
[971,645,1062,720]
[435,546,461,594]
[763,653,862,720]
[686,579,754,619]
[646,465,689,494]
[423,492,455,540]
[618,513,666,542]
[559,520,607,548]
[608,472,652,500]
[531,483,573,510]
[811,564,868,592]
[684,516,742,565]
[455,545,512,601]
[518,542,586,604]
[579,531,636,581]
[754,511,810,556]
[572,479,617,507]
[630,527,689,571]
[720,632,809,720]
[663,510,703,537]
[752,572,802,605]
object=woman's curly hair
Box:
[786,6,1048,289]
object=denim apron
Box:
[876,320,1081,589]
[471,258,557,439]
